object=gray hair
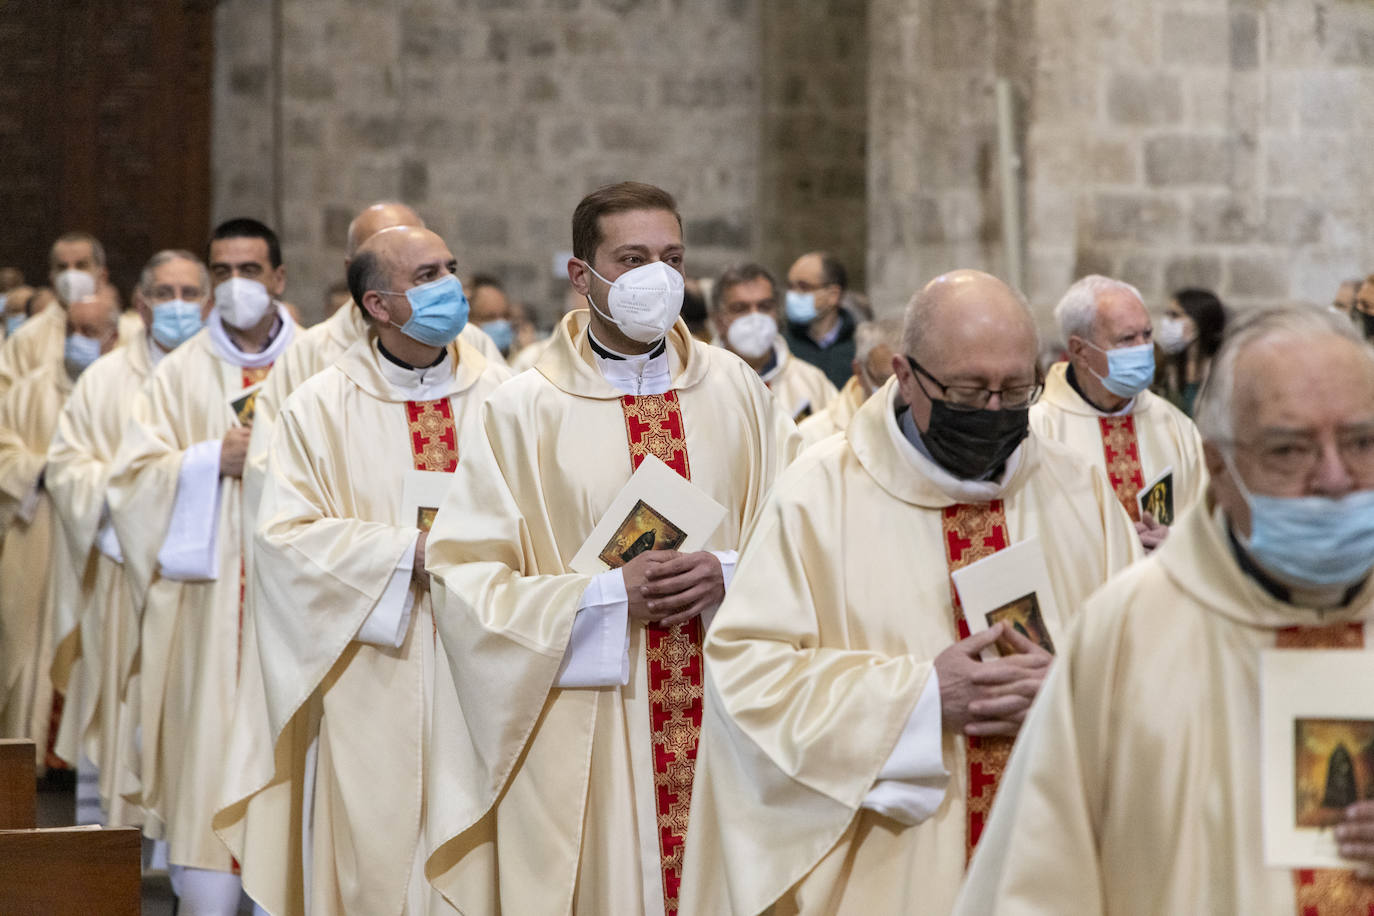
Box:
[1195,306,1372,443]
[855,316,902,364]
[901,274,1036,362]
[1053,274,1144,344]
[137,250,211,301]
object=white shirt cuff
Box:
[861,671,949,825]
[356,535,417,648]
[156,439,223,581]
[95,502,123,563]
[701,549,739,633]
[555,569,631,688]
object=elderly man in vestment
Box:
[423,181,800,916]
[108,218,295,916]
[243,201,503,523]
[45,250,211,826]
[0,232,109,396]
[956,306,1374,914]
[712,262,837,422]
[0,289,120,770]
[679,269,1141,916]
[214,226,510,916]
[798,317,900,448]
[1031,275,1206,550]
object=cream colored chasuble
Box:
[679,379,1140,916]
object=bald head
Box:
[67,287,119,338]
[901,269,1037,369]
[346,203,425,259]
[348,226,457,322]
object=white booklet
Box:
[402,469,454,533]
[1261,647,1374,868]
[950,537,1061,661]
[569,454,727,576]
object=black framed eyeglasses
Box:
[906,356,1043,411]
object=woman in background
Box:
[1155,287,1226,416]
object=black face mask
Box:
[921,399,1030,480]
[1359,311,1374,341]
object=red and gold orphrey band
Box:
[1098,416,1146,522]
[1275,622,1374,916]
[620,391,702,916]
[406,399,459,473]
[940,500,1012,863]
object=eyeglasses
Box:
[906,356,1042,411]
[147,284,204,303]
[1228,429,1374,480]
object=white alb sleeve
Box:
[156,439,223,581]
[554,568,631,688]
[355,534,418,648]
[861,670,950,825]
[95,502,124,563]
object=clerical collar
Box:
[1224,519,1364,609]
[1065,363,1134,415]
[588,329,667,361]
[378,338,446,370]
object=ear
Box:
[1202,441,1228,480]
[360,290,391,324]
[268,265,287,298]
[1066,334,1090,360]
[567,257,592,297]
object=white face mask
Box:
[726,311,779,359]
[214,277,274,330]
[583,260,685,344]
[54,269,97,307]
[1156,316,1194,355]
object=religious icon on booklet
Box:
[229,383,263,427]
[1294,718,1374,828]
[985,592,1056,657]
[792,400,814,422]
[416,506,439,533]
[598,499,687,569]
[1137,467,1174,525]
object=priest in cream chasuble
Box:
[680,269,1140,916]
[1031,275,1206,551]
[424,183,801,916]
[215,226,510,916]
[956,307,1374,916]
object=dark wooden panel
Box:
[0,0,214,296]
[0,826,141,915]
[0,740,36,829]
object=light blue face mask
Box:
[1228,455,1374,588]
[785,289,818,324]
[479,318,514,354]
[4,313,24,337]
[379,274,470,348]
[151,299,205,349]
[63,333,103,378]
[1088,341,1155,398]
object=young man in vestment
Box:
[423,181,801,916]
[0,289,120,769]
[956,308,1374,915]
[1031,274,1207,550]
[679,269,1141,916]
[214,226,510,916]
[108,218,296,915]
[711,262,837,422]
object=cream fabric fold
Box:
[1031,361,1208,517]
[0,300,64,396]
[679,378,1142,916]
[424,310,802,915]
[44,328,154,823]
[798,375,867,448]
[107,327,266,867]
[955,498,1374,915]
[760,338,839,421]
[0,363,73,768]
[214,335,508,916]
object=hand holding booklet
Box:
[950,537,1061,661]
[570,454,727,575]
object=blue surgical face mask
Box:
[151,299,205,350]
[1227,455,1374,589]
[1088,341,1155,398]
[479,318,514,354]
[4,313,24,337]
[64,333,103,378]
[379,273,470,348]
[785,289,818,324]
